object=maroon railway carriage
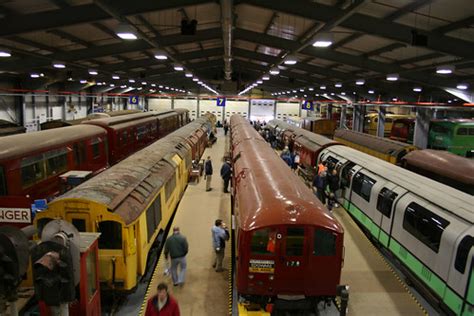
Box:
[0,126,108,227]
[230,115,344,313]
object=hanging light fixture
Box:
[153,49,168,60]
[0,48,11,57]
[80,79,87,84]
[112,75,120,80]
[320,85,326,90]
[115,23,138,40]
[355,79,365,85]
[262,75,270,80]
[257,80,263,84]
[413,87,422,92]
[88,69,98,75]
[193,78,199,82]
[129,79,135,83]
[283,55,297,65]
[312,33,334,48]
[52,61,66,69]
[335,83,342,88]
[185,72,193,78]
[386,73,399,81]
[368,90,375,94]
[30,73,41,78]
[436,65,455,74]
[173,64,184,71]
[456,83,468,90]
[270,67,280,75]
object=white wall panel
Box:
[148,98,172,111]
[250,99,275,121]
[0,95,17,122]
[174,98,198,119]
[275,101,301,121]
[200,99,223,121]
[224,100,248,121]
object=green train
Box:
[428,119,474,158]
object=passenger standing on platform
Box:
[220,159,232,193]
[313,171,327,204]
[164,227,189,286]
[223,121,229,136]
[145,282,180,316]
[327,169,340,208]
[204,156,213,191]
[317,160,327,175]
[212,219,229,272]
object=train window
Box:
[98,221,122,249]
[325,156,339,169]
[122,131,128,145]
[457,128,468,136]
[469,128,474,136]
[250,228,277,255]
[73,142,86,166]
[340,162,355,189]
[91,138,100,159]
[21,156,45,188]
[376,188,398,218]
[0,167,6,195]
[313,229,336,256]
[352,172,376,202]
[165,175,177,201]
[286,227,305,256]
[72,219,86,232]
[146,196,162,243]
[455,236,474,274]
[46,151,68,177]
[403,202,450,253]
[85,248,97,299]
[431,124,450,135]
[137,126,147,140]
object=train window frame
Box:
[0,166,6,195]
[454,235,474,274]
[352,172,376,202]
[286,227,305,257]
[376,188,398,218]
[313,229,336,256]
[73,142,86,166]
[457,127,468,136]
[165,174,177,201]
[97,221,122,249]
[402,202,450,253]
[250,228,277,255]
[21,155,46,188]
[85,247,97,300]
[45,149,68,177]
[340,162,355,189]
[91,138,101,159]
[137,125,147,140]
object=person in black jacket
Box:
[220,160,232,193]
[204,156,213,191]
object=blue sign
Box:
[302,100,314,111]
[129,95,139,105]
[216,97,226,107]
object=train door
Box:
[375,184,406,248]
[463,259,474,315]
[276,226,308,293]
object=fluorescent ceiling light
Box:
[120,85,127,88]
[0,48,11,57]
[185,72,193,78]
[386,73,399,81]
[335,83,342,88]
[198,81,203,84]
[80,79,87,84]
[308,87,314,91]
[67,77,73,81]
[151,83,156,87]
[436,65,454,74]
[110,84,115,87]
[300,89,304,92]
[313,33,333,47]
[341,92,346,95]
[413,87,422,92]
[320,85,326,90]
[30,73,40,78]
[142,81,147,85]
[257,80,263,84]
[112,75,120,80]
[283,55,297,65]
[270,67,280,75]
[88,69,98,75]
[368,90,374,94]
[174,64,184,71]
[262,75,270,80]
[52,61,66,69]
[355,79,365,85]
[456,83,468,90]
[116,23,138,40]
[153,49,168,60]
[129,79,135,83]
[192,78,199,82]
[313,40,332,47]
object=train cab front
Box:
[237,225,345,314]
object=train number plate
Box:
[249,259,275,273]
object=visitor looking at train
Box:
[313,170,327,204]
[211,219,229,272]
[164,227,189,286]
[223,120,229,135]
[145,282,180,316]
[204,156,213,191]
[220,159,232,193]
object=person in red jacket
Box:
[145,282,180,316]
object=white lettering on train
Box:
[0,208,31,223]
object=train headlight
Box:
[269,275,274,281]
[248,274,254,279]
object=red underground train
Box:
[0,109,189,228]
[230,115,347,314]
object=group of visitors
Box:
[280,147,300,171]
[312,161,340,211]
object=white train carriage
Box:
[318,145,474,316]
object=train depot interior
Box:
[0,0,473,315]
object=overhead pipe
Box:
[220,0,233,80]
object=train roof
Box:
[323,145,474,223]
[231,117,343,233]
[54,118,209,225]
[82,112,155,128]
[431,118,474,124]
[334,129,416,155]
[402,150,474,186]
[295,132,337,150]
[0,125,106,162]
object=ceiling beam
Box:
[241,0,474,59]
[0,0,213,37]
[363,43,406,58]
[47,29,92,48]
[383,0,434,21]
[433,16,474,35]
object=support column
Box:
[297,100,301,117]
[31,93,36,123]
[144,96,149,112]
[197,97,200,118]
[413,108,433,149]
[45,93,50,120]
[274,100,278,119]
[340,104,347,129]
[61,96,66,121]
[248,99,251,118]
[171,97,175,109]
[21,96,26,127]
[376,107,386,137]
[327,103,333,120]
[352,105,359,132]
